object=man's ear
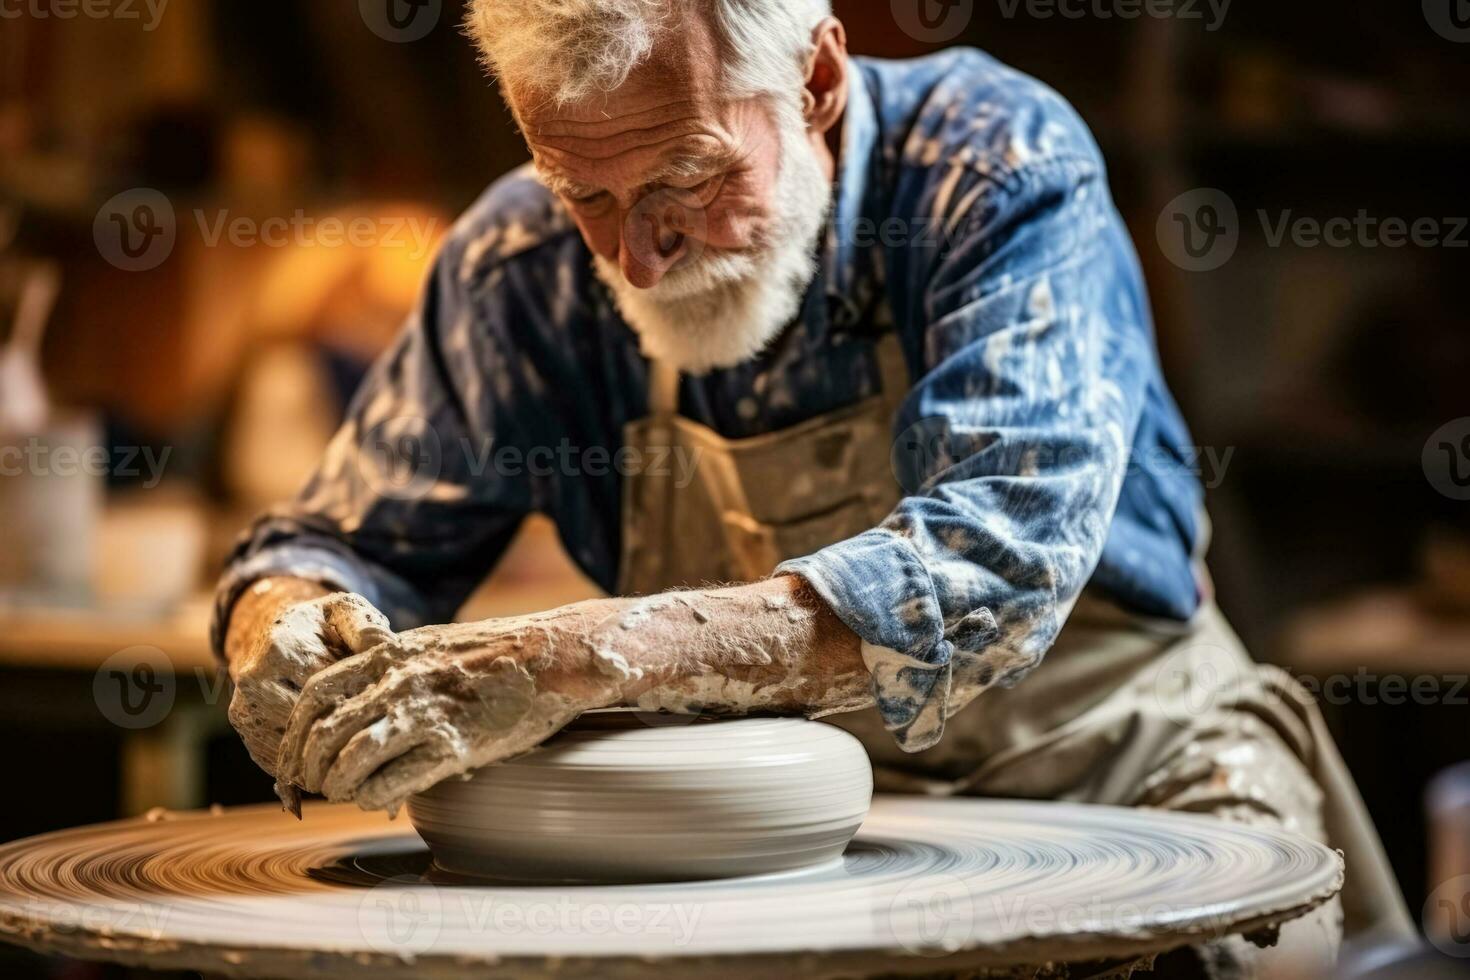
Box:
[802,17,849,137]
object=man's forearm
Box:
[224,577,332,678]
[612,575,874,717]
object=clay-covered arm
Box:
[274,575,872,812]
[611,575,872,717]
[223,577,333,680]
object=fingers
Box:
[298,696,390,793]
[229,591,393,788]
[277,644,412,789]
[321,713,430,803]
[354,708,578,812]
[301,657,547,810]
[355,744,461,812]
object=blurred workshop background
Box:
[1,1,1467,974]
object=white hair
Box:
[465,0,833,105]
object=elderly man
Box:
[216,1,1409,974]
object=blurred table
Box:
[0,595,224,817]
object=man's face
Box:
[512,17,835,374]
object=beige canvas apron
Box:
[617,333,1413,948]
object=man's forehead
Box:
[511,11,725,139]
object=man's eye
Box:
[568,191,608,207]
[681,177,720,197]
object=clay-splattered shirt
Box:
[214,50,1205,752]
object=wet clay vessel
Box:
[406,713,875,882]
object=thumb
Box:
[321,593,395,657]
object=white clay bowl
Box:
[407,714,873,883]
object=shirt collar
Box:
[822,58,881,330]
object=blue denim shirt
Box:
[214,49,1204,752]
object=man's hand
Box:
[276,576,871,812]
[225,580,394,803]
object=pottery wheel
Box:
[0,798,1342,979]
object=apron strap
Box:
[875,331,911,416]
[648,359,681,417]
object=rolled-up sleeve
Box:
[211,240,535,659]
[780,153,1154,751]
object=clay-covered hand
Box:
[227,589,394,787]
[276,578,870,813]
[276,601,632,812]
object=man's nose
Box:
[619,193,691,289]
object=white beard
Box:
[594,109,833,376]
